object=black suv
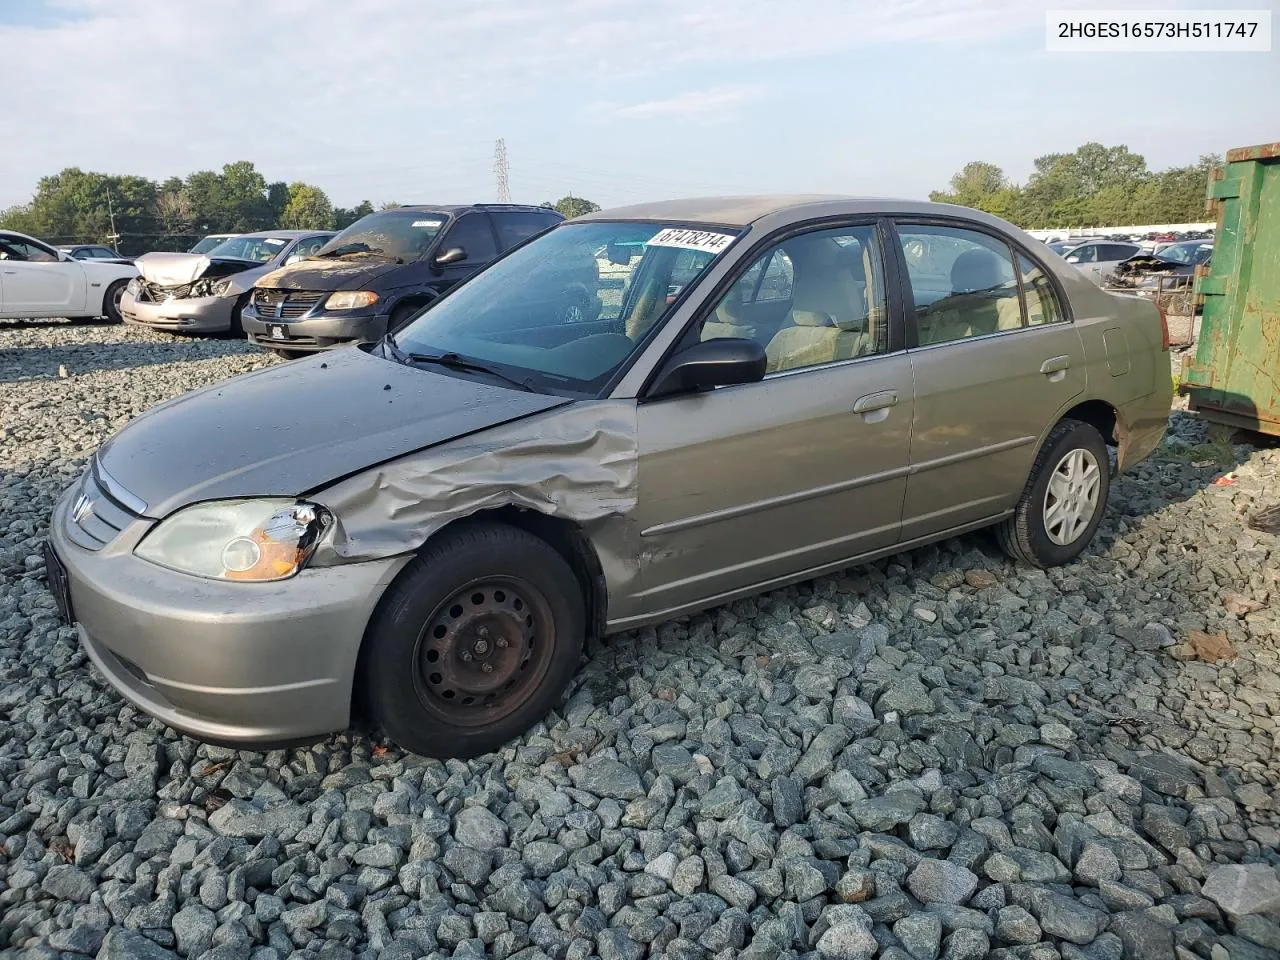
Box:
[242,203,563,356]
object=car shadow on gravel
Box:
[0,338,261,383]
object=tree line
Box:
[0,161,602,256]
[930,143,1221,229]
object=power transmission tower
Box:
[493,138,510,203]
[105,187,121,248]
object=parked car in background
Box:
[1109,241,1213,292]
[0,230,136,321]
[1060,240,1142,284]
[188,233,238,254]
[57,244,133,265]
[242,203,563,357]
[120,230,333,335]
[47,196,1171,758]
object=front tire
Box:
[360,522,585,759]
[101,280,128,323]
[271,348,310,360]
[228,292,250,336]
[997,418,1110,568]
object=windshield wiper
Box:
[406,351,539,393]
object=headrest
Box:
[951,249,1003,293]
[790,309,835,327]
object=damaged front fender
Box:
[309,400,640,585]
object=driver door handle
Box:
[853,390,899,421]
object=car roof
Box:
[378,203,561,217]
[572,195,1031,230]
[227,229,333,240]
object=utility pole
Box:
[493,138,510,203]
[105,187,121,250]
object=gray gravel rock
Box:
[906,859,979,905]
[1202,864,1280,917]
[453,805,508,851]
[893,912,942,959]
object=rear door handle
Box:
[853,390,899,421]
[1040,356,1070,382]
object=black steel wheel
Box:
[413,576,555,725]
[360,522,585,758]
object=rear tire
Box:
[101,280,128,323]
[360,522,585,759]
[997,418,1110,568]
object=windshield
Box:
[315,210,447,262]
[190,235,232,254]
[1159,242,1213,265]
[393,220,739,394]
[206,235,290,262]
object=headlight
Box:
[211,278,233,296]
[325,290,379,310]
[135,499,331,582]
[188,277,235,298]
[125,278,139,294]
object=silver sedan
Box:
[49,197,1171,758]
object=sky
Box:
[0,0,1276,211]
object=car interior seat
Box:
[764,236,871,373]
[919,248,1022,344]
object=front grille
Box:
[254,289,325,319]
[63,462,145,552]
[140,280,191,302]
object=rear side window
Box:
[897,224,1022,344]
[494,212,558,251]
[442,214,498,264]
[1102,243,1138,261]
[1018,255,1065,326]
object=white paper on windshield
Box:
[264,238,286,246]
[412,219,443,229]
[647,228,734,254]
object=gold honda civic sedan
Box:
[47,197,1171,757]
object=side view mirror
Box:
[59,250,74,262]
[1065,255,1080,264]
[435,247,467,266]
[647,337,767,398]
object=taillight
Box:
[1155,301,1170,352]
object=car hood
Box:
[135,251,260,286]
[255,258,404,292]
[96,346,569,519]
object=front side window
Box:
[207,235,291,263]
[700,225,888,373]
[440,214,498,264]
[0,237,57,262]
[1067,244,1097,264]
[285,236,329,264]
[898,225,1021,345]
[392,221,739,393]
[1019,255,1064,326]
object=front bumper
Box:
[243,306,390,353]
[120,289,238,333]
[49,486,409,745]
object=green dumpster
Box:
[1182,141,1280,436]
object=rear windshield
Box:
[314,210,448,263]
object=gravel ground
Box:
[2,321,1278,960]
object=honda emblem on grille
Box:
[72,493,94,524]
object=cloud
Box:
[0,0,1185,208]
[590,85,763,122]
